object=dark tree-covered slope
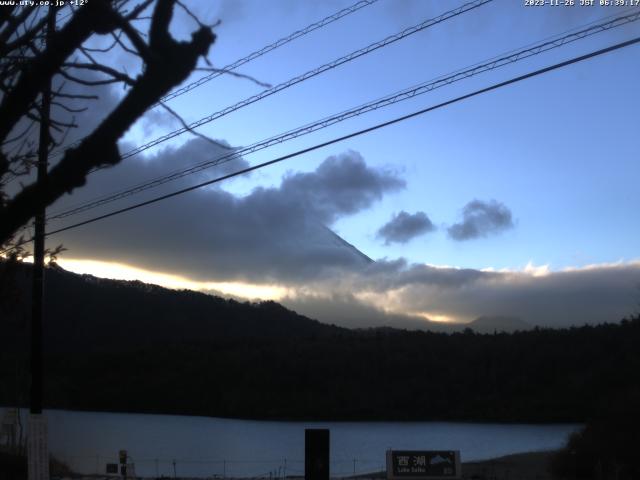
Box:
[2,263,344,355]
[1,263,639,422]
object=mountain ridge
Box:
[2,260,639,423]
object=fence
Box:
[55,455,387,479]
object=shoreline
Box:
[0,405,584,425]
[0,448,557,480]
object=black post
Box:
[31,3,54,417]
[305,429,329,480]
[27,8,54,480]
[119,450,127,479]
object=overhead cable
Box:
[48,9,640,221]
[47,0,380,158]
[160,0,380,103]
[35,35,640,243]
[110,0,494,160]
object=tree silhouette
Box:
[550,390,640,480]
[0,0,216,247]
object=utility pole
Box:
[28,6,54,480]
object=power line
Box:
[47,9,640,221]
[160,0,380,103]
[88,0,493,164]
[35,35,640,243]
[47,0,380,158]
[45,0,494,216]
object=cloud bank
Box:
[292,259,640,328]
[54,141,403,283]
[49,139,639,330]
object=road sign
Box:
[386,450,461,480]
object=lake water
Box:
[0,408,580,478]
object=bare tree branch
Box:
[110,11,153,60]
[158,100,233,151]
[62,62,137,86]
[51,101,88,114]
[0,1,122,145]
[82,31,123,53]
[51,91,99,100]
[195,67,271,88]
[58,69,128,86]
[0,0,216,244]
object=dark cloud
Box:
[377,210,435,245]
[49,132,640,329]
[273,151,405,224]
[47,136,244,212]
[54,145,403,283]
[448,199,514,241]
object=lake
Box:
[0,408,579,478]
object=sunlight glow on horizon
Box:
[55,259,467,324]
[56,258,288,301]
[413,311,457,323]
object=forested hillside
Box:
[1,263,638,422]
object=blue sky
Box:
[36,0,640,327]
[123,0,640,271]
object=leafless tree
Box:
[0,0,217,247]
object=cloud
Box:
[139,108,180,136]
[273,151,405,224]
[276,258,640,330]
[53,145,403,283]
[377,210,435,245]
[448,199,514,241]
[308,259,640,328]
[48,134,639,330]
[281,292,436,331]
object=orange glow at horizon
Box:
[56,257,288,301]
[412,312,458,323]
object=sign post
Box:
[386,450,461,480]
[119,450,127,479]
[305,429,329,480]
[27,415,49,480]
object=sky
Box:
[11,0,640,329]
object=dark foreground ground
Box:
[0,450,556,480]
[460,451,554,479]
